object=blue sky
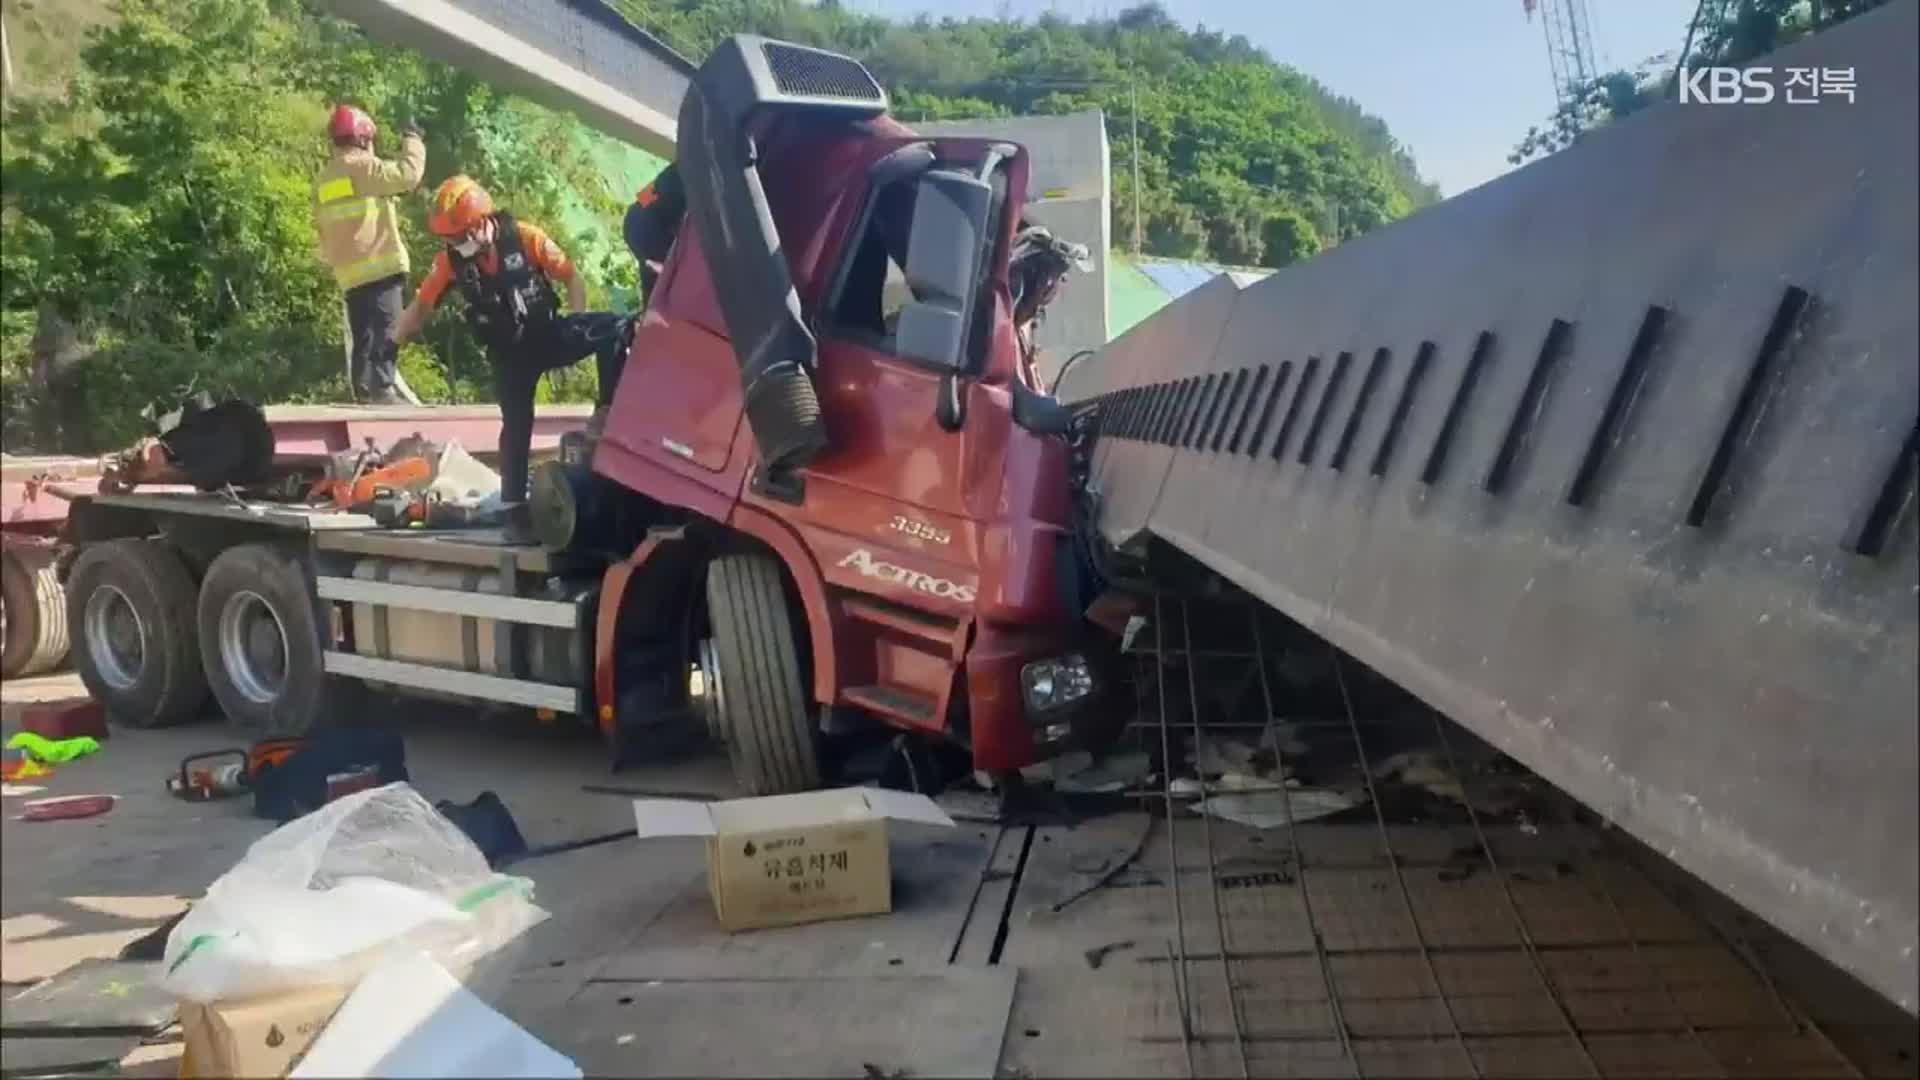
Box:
[852,0,1699,197]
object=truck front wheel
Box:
[196,543,328,737]
[703,553,822,795]
[67,539,208,727]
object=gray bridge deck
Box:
[1057,3,1918,1012]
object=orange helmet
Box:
[429,175,494,238]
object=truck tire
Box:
[1,547,70,679]
[196,543,328,737]
[67,539,208,727]
[704,552,822,795]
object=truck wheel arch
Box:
[726,501,840,706]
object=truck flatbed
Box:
[82,490,569,574]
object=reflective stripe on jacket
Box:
[312,134,426,291]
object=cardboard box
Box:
[175,932,508,1076]
[632,787,956,931]
[178,981,350,1078]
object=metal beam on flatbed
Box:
[1066,2,1919,1012]
[317,0,690,159]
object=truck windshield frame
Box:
[820,147,1011,376]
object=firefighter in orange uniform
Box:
[312,105,426,404]
[389,176,626,536]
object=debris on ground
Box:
[120,914,189,963]
[1188,734,1259,778]
[161,783,550,1076]
[1169,770,1293,798]
[1050,814,1155,913]
[434,791,529,869]
[20,794,117,821]
[167,749,254,802]
[250,728,408,823]
[1372,746,1548,823]
[5,731,103,765]
[16,699,109,741]
[1082,940,1136,970]
[935,788,1004,825]
[1053,752,1150,795]
[162,782,546,1005]
[1194,787,1359,829]
[1,957,176,1038]
[0,1030,147,1076]
[2,748,51,781]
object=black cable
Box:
[1048,348,1098,396]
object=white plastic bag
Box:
[161,782,547,1004]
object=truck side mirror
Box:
[895,168,993,373]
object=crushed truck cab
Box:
[562,37,1112,783]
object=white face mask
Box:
[452,237,483,257]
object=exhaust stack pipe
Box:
[678,36,889,473]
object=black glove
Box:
[401,118,425,140]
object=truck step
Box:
[842,684,939,729]
[839,596,966,659]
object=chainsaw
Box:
[310,440,438,509]
[348,488,490,529]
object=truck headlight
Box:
[1022,654,1093,713]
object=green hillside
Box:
[608,0,1437,266]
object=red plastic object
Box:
[21,794,117,821]
[19,700,109,741]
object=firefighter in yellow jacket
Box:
[313,105,426,404]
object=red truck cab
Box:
[578,37,1109,792]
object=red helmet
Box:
[328,105,376,143]
[429,175,495,238]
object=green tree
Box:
[1260,207,1321,267]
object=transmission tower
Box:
[1531,0,1601,107]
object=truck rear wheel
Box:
[1,546,69,679]
[67,539,207,727]
[703,553,822,795]
[197,543,328,737]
